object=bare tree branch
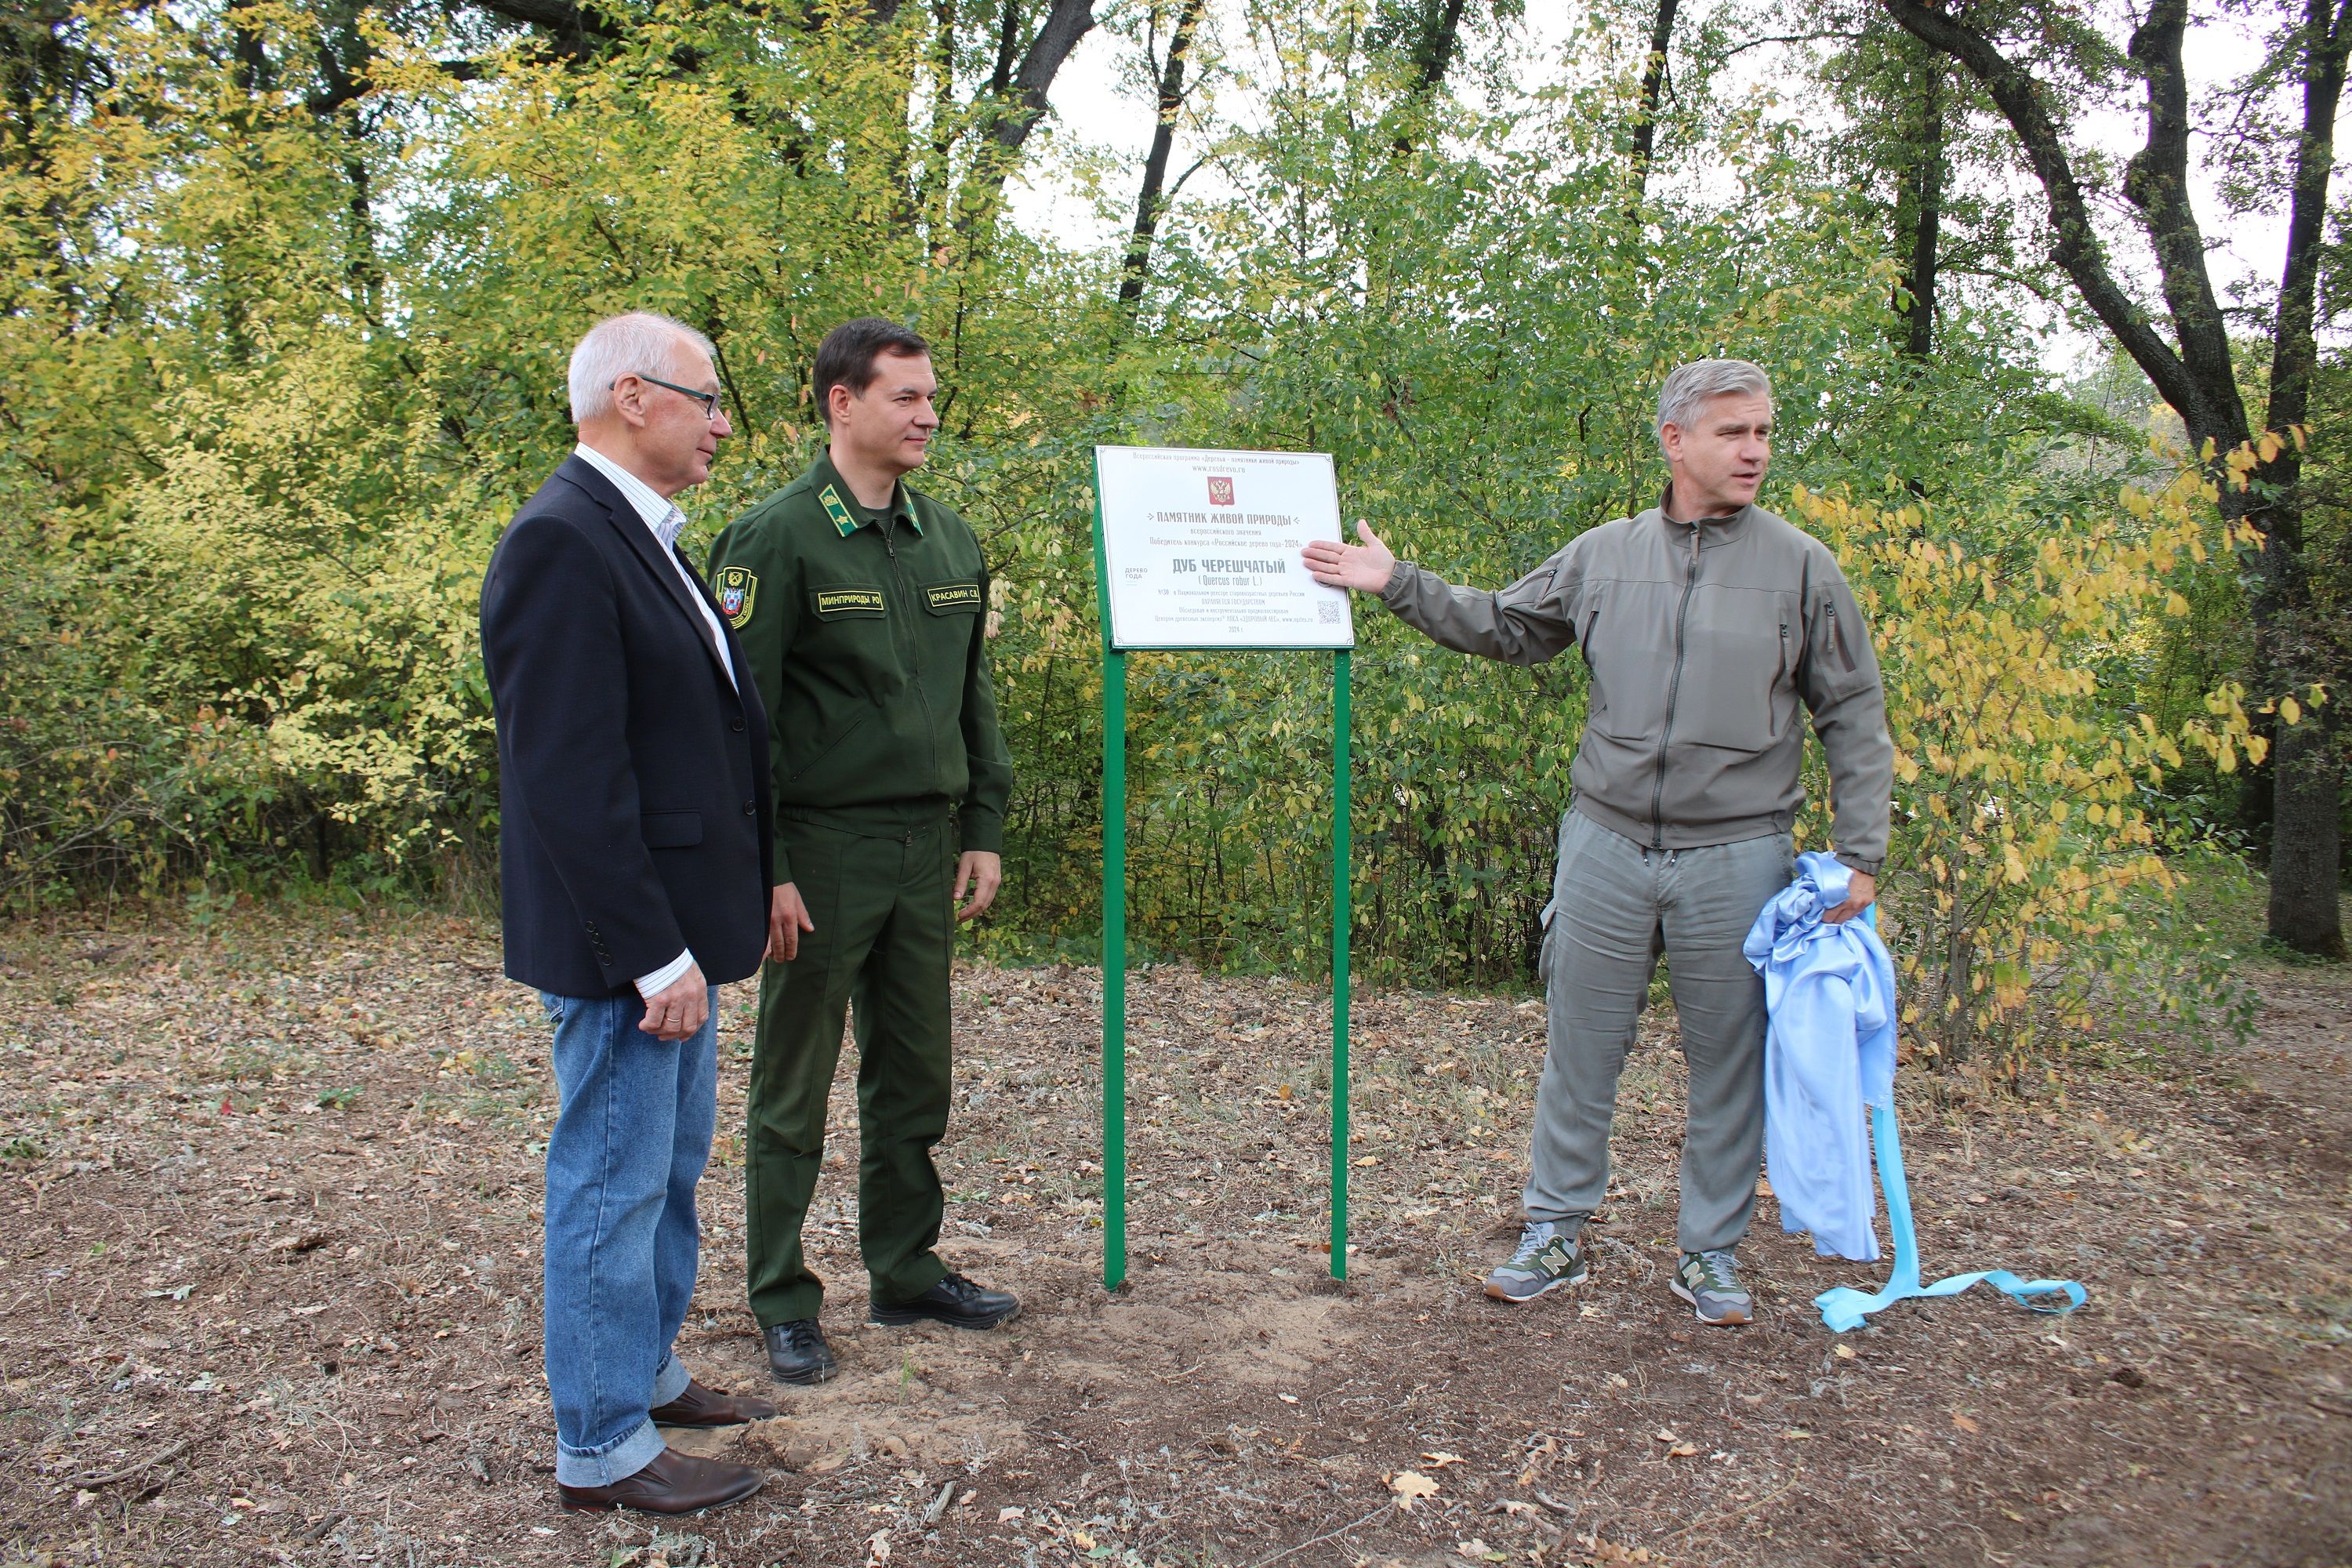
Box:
[986,0,1094,154]
[2121,0,2238,431]
[1629,0,1680,202]
[1119,0,1208,310]
[1877,0,2242,448]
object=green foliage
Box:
[0,0,2285,1054]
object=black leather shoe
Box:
[557,1446,764,1514]
[870,1271,1021,1330]
[762,1318,837,1385]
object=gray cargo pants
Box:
[1526,810,1793,1254]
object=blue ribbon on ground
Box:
[1811,905,2088,1334]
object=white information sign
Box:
[1094,445,1356,650]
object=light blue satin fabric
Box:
[1743,851,1896,1261]
[1745,855,2087,1330]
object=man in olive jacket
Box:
[709,318,1018,1385]
[1305,359,1893,1327]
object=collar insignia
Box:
[819,484,858,537]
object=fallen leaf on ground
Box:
[1391,1471,1440,1508]
[1421,1450,1465,1467]
[1953,1413,1982,1434]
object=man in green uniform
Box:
[709,318,1019,1386]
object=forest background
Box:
[3,0,2349,1076]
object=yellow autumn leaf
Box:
[1391,1472,1440,1509]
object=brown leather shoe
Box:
[648,1378,779,1428]
[556,1446,764,1515]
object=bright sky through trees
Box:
[1011,0,2340,371]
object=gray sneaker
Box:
[1484,1221,1588,1302]
[1671,1249,1754,1326]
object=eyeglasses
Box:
[621,374,724,421]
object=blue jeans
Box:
[539,986,717,1488]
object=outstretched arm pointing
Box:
[1302,521,1396,593]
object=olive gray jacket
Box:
[1379,499,1893,873]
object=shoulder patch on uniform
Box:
[714,565,757,627]
[818,484,858,537]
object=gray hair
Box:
[1654,358,1773,452]
[567,311,716,423]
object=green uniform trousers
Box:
[746,812,956,1326]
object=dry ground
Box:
[2,903,2347,1568]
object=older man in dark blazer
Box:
[481,311,784,1515]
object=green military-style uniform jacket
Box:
[711,449,1015,1326]
[706,452,1014,882]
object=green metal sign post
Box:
[1091,452,1353,1292]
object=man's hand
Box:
[954,850,1003,923]
[768,883,815,964]
[1302,520,1398,593]
[1824,869,1877,924]
[639,963,710,1040]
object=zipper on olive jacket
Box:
[1650,517,1704,848]
[880,516,942,789]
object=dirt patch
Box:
[1,906,2347,1566]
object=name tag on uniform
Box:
[811,586,886,619]
[923,582,983,613]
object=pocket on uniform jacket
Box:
[641,810,704,848]
[788,711,870,782]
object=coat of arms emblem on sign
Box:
[1207,475,1236,506]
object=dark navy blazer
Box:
[481,455,775,996]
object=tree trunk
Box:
[1879,0,2347,956]
[1390,0,1469,155]
[1117,0,1207,311]
[2250,0,2352,954]
[1628,0,1679,202]
[1898,61,1941,358]
[2269,714,2348,956]
[955,0,1095,230]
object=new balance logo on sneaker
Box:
[1485,1220,1590,1302]
[1671,1248,1755,1326]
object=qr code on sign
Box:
[1317,601,1343,623]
